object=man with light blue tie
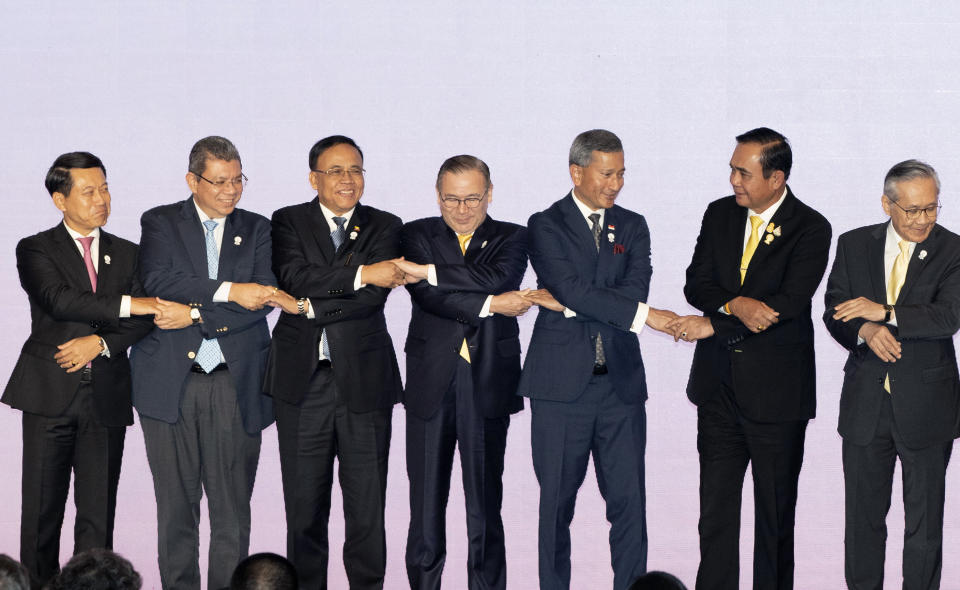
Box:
[131,136,278,590]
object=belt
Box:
[79,366,93,383]
[592,363,608,375]
[190,363,228,374]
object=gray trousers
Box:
[140,370,261,590]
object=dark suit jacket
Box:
[2,224,153,427]
[130,198,276,434]
[517,192,650,403]
[683,188,832,422]
[824,222,960,448]
[264,199,403,412]
[401,215,527,420]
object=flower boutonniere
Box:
[103,254,111,265]
[349,226,359,240]
[763,222,782,245]
[234,236,242,246]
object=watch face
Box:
[190,308,200,320]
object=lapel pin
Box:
[103,255,111,265]
[349,231,358,240]
[919,250,928,260]
[607,232,615,242]
[481,240,488,249]
[764,234,774,245]
[234,236,242,246]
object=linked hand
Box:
[154,300,193,330]
[522,289,565,312]
[362,259,406,288]
[229,283,277,311]
[859,322,901,363]
[130,296,163,316]
[666,315,715,342]
[490,289,533,317]
[833,297,886,323]
[728,296,779,333]
[644,307,679,334]
[54,335,102,373]
[264,289,301,315]
[393,258,429,283]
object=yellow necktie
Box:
[884,240,910,393]
[740,215,764,284]
[458,233,473,363]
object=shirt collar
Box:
[62,221,100,242]
[192,198,225,224]
[317,201,355,228]
[570,189,605,226]
[751,186,787,226]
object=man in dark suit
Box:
[393,155,529,589]
[131,136,278,590]
[669,128,831,589]
[824,160,960,590]
[2,152,156,589]
[518,129,678,590]
[264,135,405,590]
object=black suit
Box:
[824,222,960,589]
[265,198,403,590]
[683,189,831,589]
[2,224,152,588]
[401,215,526,589]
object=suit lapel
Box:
[897,225,938,303]
[742,191,796,286]
[464,216,494,261]
[560,193,599,260]
[595,207,615,281]
[336,205,365,262]
[727,204,748,287]
[177,198,210,277]
[219,213,240,280]
[308,198,336,263]
[52,224,92,289]
[868,223,888,303]
[97,231,115,292]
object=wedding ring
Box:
[757,325,764,331]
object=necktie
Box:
[195,220,223,373]
[457,233,474,363]
[588,213,606,366]
[331,216,347,251]
[740,215,764,284]
[321,216,348,361]
[77,236,97,292]
[884,240,911,393]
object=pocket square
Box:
[613,244,625,255]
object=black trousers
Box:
[696,383,807,590]
[405,359,510,590]
[20,381,125,590]
[275,363,393,590]
[843,393,953,590]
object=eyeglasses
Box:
[196,173,248,190]
[312,167,365,179]
[888,198,941,221]
[440,190,488,210]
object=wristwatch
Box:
[190,308,201,325]
[882,304,893,323]
[297,298,308,316]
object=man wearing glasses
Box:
[393,155,530,589]
[824,160,960,589]
[131,136,278,590]
[264,135,405,589]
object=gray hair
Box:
[188,136,242,176]
[883,159,940,201]
[568,129,623,167]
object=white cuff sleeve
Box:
[427,264,438,286]
[630,302,650,334]
[305,299,315,319]
[100,338,111,358]
[119,295,131,318]
[355,266,365,290]
[563,307,577,318]
[213,282,232,303]
[479,295,493,318]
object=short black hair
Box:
[0,554,29,590]
[230,553,298,590]
[308,135,363,170]
[44,151,106,196]
[188,136,242,176]
[46,549,142,590]
[436,154,492,192]
[736,127,792,181]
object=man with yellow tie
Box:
[394,155,530,589]
[824,159,960,590]
[669,127,832,589]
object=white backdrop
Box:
[3,2,960,588]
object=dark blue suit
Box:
[401,215,527,589]
[518,192,650,590]
[131,197,275,589]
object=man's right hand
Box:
[859,322,902,363]
[228,283,277,311]
[727,296,780,333]
[361,259,406,288]
[523,289,565,312]
[490,290,533,317]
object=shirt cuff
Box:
[213,282,232,303]
[563,307,577,318]
[100,337,111,358]
[630,302,650,334]
[119,295,131,318]
[305,299,315,319]
[479,295,493,318]
[355,266,365,290]
[427,264,438,286]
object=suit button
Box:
[188,351,196,359]
[90,322,99,329]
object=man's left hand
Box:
[393,258,429,283]
[832,296,887,323]
[54,335,102,373]
[154,300,194,330]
